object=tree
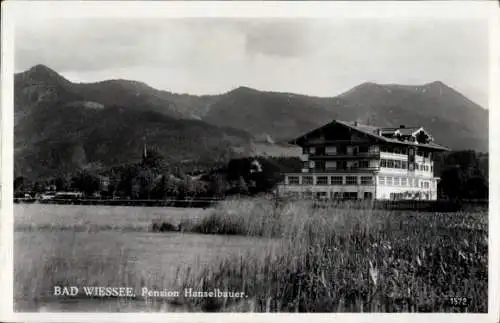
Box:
[55,176,70,191]
[464,176,488,199]
[14,176,25,193]
[437,150,489,200]
[71,170,101,197]
[137,168,156,199]
[439,166,464,199]
[142,147,166,170]
[151,175,168,199]
[236,176,249,195]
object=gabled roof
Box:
[290,120,450,151]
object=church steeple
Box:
[142,136,148,164]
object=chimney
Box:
[354,121,358,127]
[377,129,382,136]
[400,125,405,129]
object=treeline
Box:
[435,150,488,200]
[14,147,302,200]
[14,149,488,201]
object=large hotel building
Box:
[277,120,450,200]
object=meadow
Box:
[14,199,488,312]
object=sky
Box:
[13,5,491,108]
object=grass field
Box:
[164,198,488,312]
[14,199,488,312]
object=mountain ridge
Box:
[14,64,489,178]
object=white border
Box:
[1,1,499,323]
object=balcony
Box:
[309,152,380,159]
[312,167,380,173]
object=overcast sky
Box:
[14,13,490,108]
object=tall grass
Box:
[14,199,487,312]
[169,198,488,312]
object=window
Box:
[303,176,313,185]
[402,161,408,169]
[325,146,337,155]
[430,165,433,173]
[415,164,420,171]
[288,176,299,185]
[361,176,373,185]
[387,160,395,168]
[394,177,400,186]
[325,161,337,170]
[347,161,357,169]
[394,147,401,154]
[379,176,386,185]
[359,160,369,169]
[303,191,313,199]
[346,146,354,155]
[331,176,343,185]
[401,177,408,186]
[364,192,373,200]
[346,176,358,185]
[309,147,316,154]
[394,160,402,169]
[317,176,328,185]
[344,192,358,200]
[316,192,328,199]
[423,181,430,189]
[386,176,393,186]
[401,147,408,154]
[359,146,368,153]
[315,160,325,171]
[381,147,388,153]
[380,159,387,168]
[332,192,342,199]
[309,161,315,169]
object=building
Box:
[277,120,450,201]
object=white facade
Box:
[278,149,441,201]
[278,170,439,201]
[278,173,376,200]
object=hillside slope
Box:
[203,83,488,151]
[14,66,252,179]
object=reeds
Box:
[14,198,487,312]
[169,198,488,312]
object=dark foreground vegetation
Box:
[150,198,487,312]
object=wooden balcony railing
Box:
[309,152,380,159]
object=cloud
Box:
[242,20,315,58]
[13,17,489,107]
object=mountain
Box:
[14,65,252,179]
[335,81,488,151]
[203,86,362,141]
[203,82,488,152]
[14,65,221,120]
[14,65,489,179]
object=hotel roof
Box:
[290,119,450,151]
